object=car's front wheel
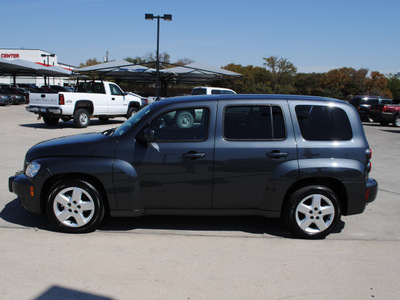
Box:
[283,185,341,239]
[393,115,400,127]
[46,179,105,233]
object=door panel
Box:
[132,105,216,209]
[213,100,297,209]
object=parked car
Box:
[9,94,377,239]
[191,87,236,95]
[0,88,26,105]
[26,80,143,127]
[0,90,12,106]
[369,100,400,127]
[349,95,392,122]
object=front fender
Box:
[36,157,116,210]
[112,159,142,212]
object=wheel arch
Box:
[128,101,140,110]
[40,173,109,215]
[282,177,348,215]
[74,100,94,115]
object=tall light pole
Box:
[41,53,55,86]
[145,13,172,99]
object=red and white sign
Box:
[1,53,20,59]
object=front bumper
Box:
[9,173,42,214]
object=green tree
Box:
[215,64,272,93]
[124,56,147,64]
[365,71,392,98]
[263,56,297,93]
[294,73,324,96]
[79,58,102,68]
[386,74,400,99]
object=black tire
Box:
[74,108,90,128]
[98,116,109,123]
[127,107,138,119]
[393,115,400,127]
[61,117,72,122]
[46,179,105,233]
[176,111,194,128]
[282,185,341,239]
[43,116,60,126]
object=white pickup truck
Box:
[26,80,143,128]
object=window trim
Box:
[222,104,287,141]
[144,106,211,143]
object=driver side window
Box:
[148,108,209,142]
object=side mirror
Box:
[143,128,156,143]
[136,128,156,146]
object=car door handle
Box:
[267,151,288,159]
[182,152,206,160]
[111,97,115,100]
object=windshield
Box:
[113,103,157,136]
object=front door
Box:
[132,104,216,209]
[108,83,127,114]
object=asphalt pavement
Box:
[0,105,399,299]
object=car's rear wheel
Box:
[74,108,90,128]
[283,185,341,239]
[46,179,105,233]
[43,116,60,126]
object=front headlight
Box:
[25,161,41,178]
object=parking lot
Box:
[1,104,400,299]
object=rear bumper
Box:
[26,106,62,115]
[366,178,378,204]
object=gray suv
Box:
[9,94,377,239]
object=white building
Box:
[0,48,75,87]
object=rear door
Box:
[213,99,297,209]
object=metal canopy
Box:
[75,60,242,84]
[0,58,72,77]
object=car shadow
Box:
[380,129,400,134]
[19,119,123,129]
[1,199,345,239]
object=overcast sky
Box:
[3,0,399,73]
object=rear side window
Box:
[295,105,352,141]
[191,88,206,95]
[224,105,285,140]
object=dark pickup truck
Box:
[369,99,400,127]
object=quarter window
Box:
[224,106,285,140]
[295,105,352,141]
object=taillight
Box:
[365,148,372,173]
[59,94,65,105]
[365,148,372,160]
[383,105,388,111]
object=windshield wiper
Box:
[102,127,116,136]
